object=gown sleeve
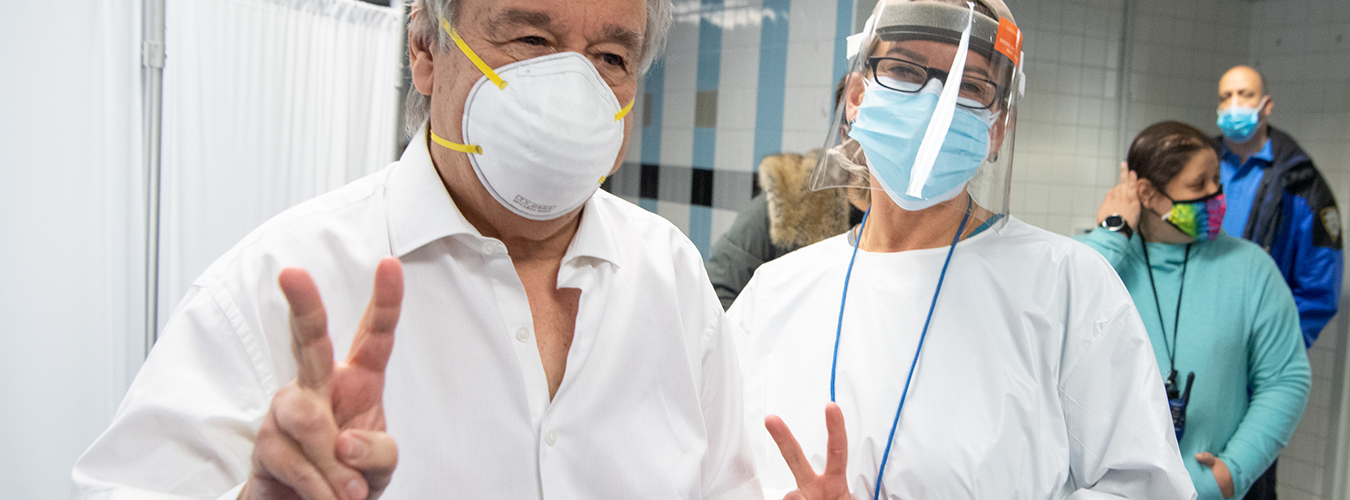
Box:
[726,273,797,500]
[1057,252,1198,500]
[1073,227,1134,271]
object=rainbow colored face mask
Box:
[1162,188,1226,242]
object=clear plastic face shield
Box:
[812,0,1024,227]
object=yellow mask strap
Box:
[430,130,482,154]
[615,99,635,121]
[441,17,507,90]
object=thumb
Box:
[1195,452,1216,467]
[338,429,398,471]
[337,429,398,493]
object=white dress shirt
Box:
[729,219,1197,500]
[73,128,761,500]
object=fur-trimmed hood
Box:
[758,150,854,249]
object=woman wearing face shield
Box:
[1078,121,1310,500]
[727,1,1197,499]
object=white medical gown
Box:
[728,217,1196,500]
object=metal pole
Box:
[1329,303,1350,498]
[392,0,409,160]
[142,0,166,355]
[1114,0,1134,162]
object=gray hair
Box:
[403,0,672,136]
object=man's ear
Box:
[409,20,435,96]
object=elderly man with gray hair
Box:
[72,0,761,498]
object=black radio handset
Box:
[1181,372,1195,406]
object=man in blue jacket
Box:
[1215,64,1343,500]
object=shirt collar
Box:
[562,191,623,269]
[386,126,482,257]
[1220,137,1275,167]
[386,125,622,268]
[1252,139,1274,162]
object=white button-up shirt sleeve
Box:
[71,282,274,500]
[72,128,761,500]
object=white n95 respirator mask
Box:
[430,18,633,220]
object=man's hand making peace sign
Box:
[239,257,404,500]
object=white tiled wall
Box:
[1010,0,1251,236]
[661,11,700,170]
[781,0,838,151]
[716,0,765,175]
[1011,0,1127,236]
[622,0,848,252]
[1246,2,1350,498]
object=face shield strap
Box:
[1017,51,1026,97]
[904,2,976,198]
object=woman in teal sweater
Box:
[1076,121,1310,500]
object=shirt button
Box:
[544,430,557,446]
[515,327,530,342]
[481,242,496,255]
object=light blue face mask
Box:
[1216,96,1267,143]
[850,78,993,211]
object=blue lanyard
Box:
[831,197,973,500]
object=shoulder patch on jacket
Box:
[1319,207,1342,248]
[1286,167,1342,249]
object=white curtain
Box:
[158,0,403,325]
[0,0,147,496]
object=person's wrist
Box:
[1100,214,1133,239]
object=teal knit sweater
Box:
[1076,228,1310,499]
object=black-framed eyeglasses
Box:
[867,57,1004,110]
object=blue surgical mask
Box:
[1216,96,1267,143]
[850,78,993,210]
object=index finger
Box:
[347,257,404,373]
[765,415,817,487]
[1118,161,1129,186]
[823,402,849,477]
[279,267,335,390]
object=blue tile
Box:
[754,0,792,170]
[638,197,659,213]
[693,127,717,170]
[689,205,714,260]
[833,0,854,83]
[693,0,722,190]
[641,59,666,165]
[697,0,724,92]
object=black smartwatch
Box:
[1101,214,1133,239]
